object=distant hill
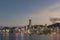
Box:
[47,23,60,28]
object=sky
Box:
[0,0,60,26]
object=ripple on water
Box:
[0,33,60,40]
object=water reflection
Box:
[0,33,3,40]
[3,33,9,40]
[9,33,15,40]
[0,32,60,40]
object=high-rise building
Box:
[29,19,31,29]
[28,19,33,34]
[29,19,31,26]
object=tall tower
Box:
[29,19,31,28]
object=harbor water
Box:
[0,33,60,40]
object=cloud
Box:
[48,2,60,11]
[30,1,60,25]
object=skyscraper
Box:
[29,19,31,28]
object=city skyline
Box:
[0,0,60,26]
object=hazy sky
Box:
[0,0,60,26]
